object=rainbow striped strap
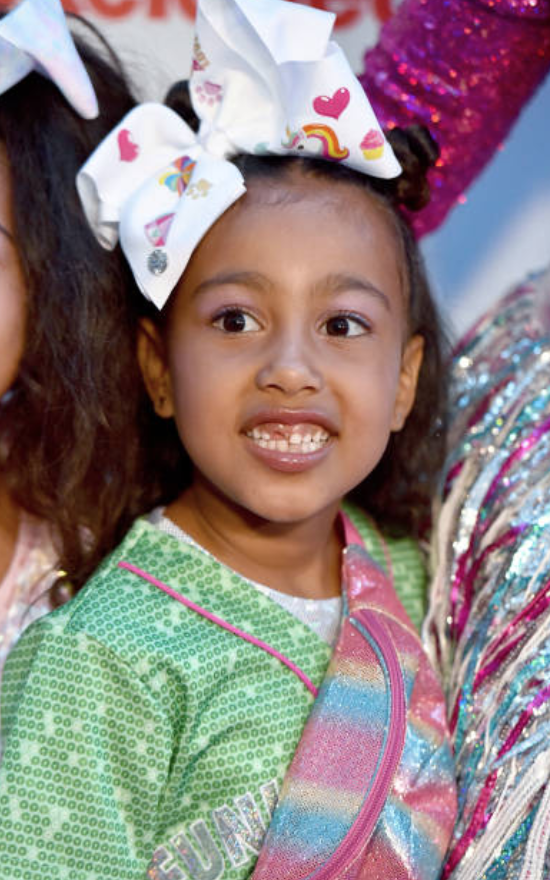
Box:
[251,532,458,880]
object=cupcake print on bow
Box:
[77,0,401,310]
[0,0,98,118]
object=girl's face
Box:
[139,172,423,527]
[0,154,25,401]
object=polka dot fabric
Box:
[0,519,331,879]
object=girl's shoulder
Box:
[342,500,427,631]
[6,518,189,655]
[0,515,57,680]
[0,515,57,608]
[1,518,219,735]
[42,516,199,633]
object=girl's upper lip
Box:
[242,408,338,434]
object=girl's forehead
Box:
[242,168,384,214]
[174,168,407,319]
[211,171,398,250]
[208,172,401,268]
[230,172,404,272]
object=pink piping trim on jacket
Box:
[117,560,319,697]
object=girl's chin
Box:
[231,493,342,529]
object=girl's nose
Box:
[256,333,323,396]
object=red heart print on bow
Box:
[118,129,139,162]
[313,87,350,120]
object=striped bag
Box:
[251,514,457,880]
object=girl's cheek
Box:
[0,158,25,397]
[0,277,25,399]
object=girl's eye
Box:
[212,309,261,333]
[322,314,371,337]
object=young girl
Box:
[0,0,456,876]
[0,0,138,686]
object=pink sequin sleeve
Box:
[359,0,550,237]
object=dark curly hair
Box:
[0,15,146,600]
[133,82,450,541]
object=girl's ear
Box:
[137,318,175,419]
[391,334,424,432]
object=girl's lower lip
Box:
[243,434,333,473]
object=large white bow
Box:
[0,0,98,119]
[78,0,401,310]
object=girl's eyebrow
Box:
[319,273,391,312]
[192,271,271,298]
[191,270,391,311]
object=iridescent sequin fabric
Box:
[360,0,550,237]
[426,266,550,878]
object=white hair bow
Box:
[0,0,98,119]
[77,0,401,310]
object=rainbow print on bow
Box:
[0,0,98,118]
[77,0,400,310]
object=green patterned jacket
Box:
[0,505,426,880]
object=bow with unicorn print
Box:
[77,0,401,309]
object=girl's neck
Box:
[0,473,19,584]
[164,483,344,600]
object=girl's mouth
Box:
[245,423,331,454]
[242,420,334,473]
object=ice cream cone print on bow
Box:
[0,0,98,118]
[77,0,400,310]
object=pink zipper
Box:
[309,607,407,879]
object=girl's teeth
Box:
[247,426,330,453]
